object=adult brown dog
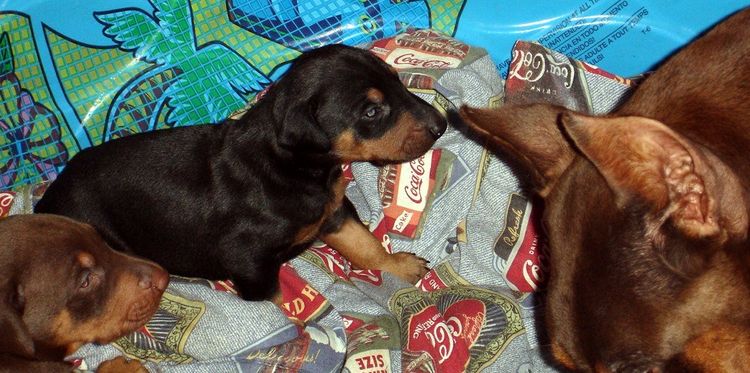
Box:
[460,8,750,372]
[0,214,167,372]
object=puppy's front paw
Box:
[383,252,429,284]
[97,356,148,373]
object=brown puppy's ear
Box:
[560,112,747,241]
[0,282,34,358]
[459,104,577,197]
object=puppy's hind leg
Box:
[228,262,282,301]
[216,239,282,301]
[321,213,429,284]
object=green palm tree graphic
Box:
[96,0,270,126]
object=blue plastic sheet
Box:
[0,0,747,190]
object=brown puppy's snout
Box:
[135,263,169,293]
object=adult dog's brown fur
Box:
[460,8,750,372]
[0,214,167,372]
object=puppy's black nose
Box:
[428,116,448,138]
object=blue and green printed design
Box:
[227,0,431,51]
[96,0,270,131]
[0,31,68,188]
[0,0,465,190]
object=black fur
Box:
[35,45,446,300]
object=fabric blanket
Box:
[5,31,635,372]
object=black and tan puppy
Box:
[0,214,167,372]
[36,44,446,301]
[460,8,750,373]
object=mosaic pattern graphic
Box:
[0,30,68,187]
[96,0,271,129]
[0,0,466,190]
[227,0,431,51]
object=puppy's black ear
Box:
[273,93,331,154]
[0,282,34,358]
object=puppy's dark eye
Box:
[79,270,92,289]
[10,284,25,313]
[363,105,380,120]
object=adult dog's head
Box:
[459,7,750,371]
[460,102,750,371]
[263,44,447,163]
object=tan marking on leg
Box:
[551,342,578,371]
[293,174,349,245]
[320,218,428,284]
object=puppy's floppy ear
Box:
[459,104,577,197]
[560,112,747,242]
[0,282,34,358]
[272,88,331,154]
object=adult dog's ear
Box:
[0,282,35,359]
[560,112,748,244]
[459,104,577,197]
[272,85,331,154]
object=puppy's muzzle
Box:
[420,104,448,139]
[135,262,169,293]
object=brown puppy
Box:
[0,214,168,372]
[460,8,750,372]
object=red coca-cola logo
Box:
[404,299,487,370]
[504,206,548,292]
[393,53,453,69]
[308,245,383,286]
[406,304,474,370]
[0,192,15,217]
[403,156,426,204]
[443,299,484,349]
[309,245,350,280]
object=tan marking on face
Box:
[366,88,383,103]
[333,112,434,163]
[76,252,95,268]
[293,175,349,245]
[49,268,163,352]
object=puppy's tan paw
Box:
[383,252,429,284]
[97,356,148,373]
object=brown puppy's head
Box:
[0,214,168,361]
[265,44,447,163]
[459,105,749,371]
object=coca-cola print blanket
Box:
[3,32,634,372]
